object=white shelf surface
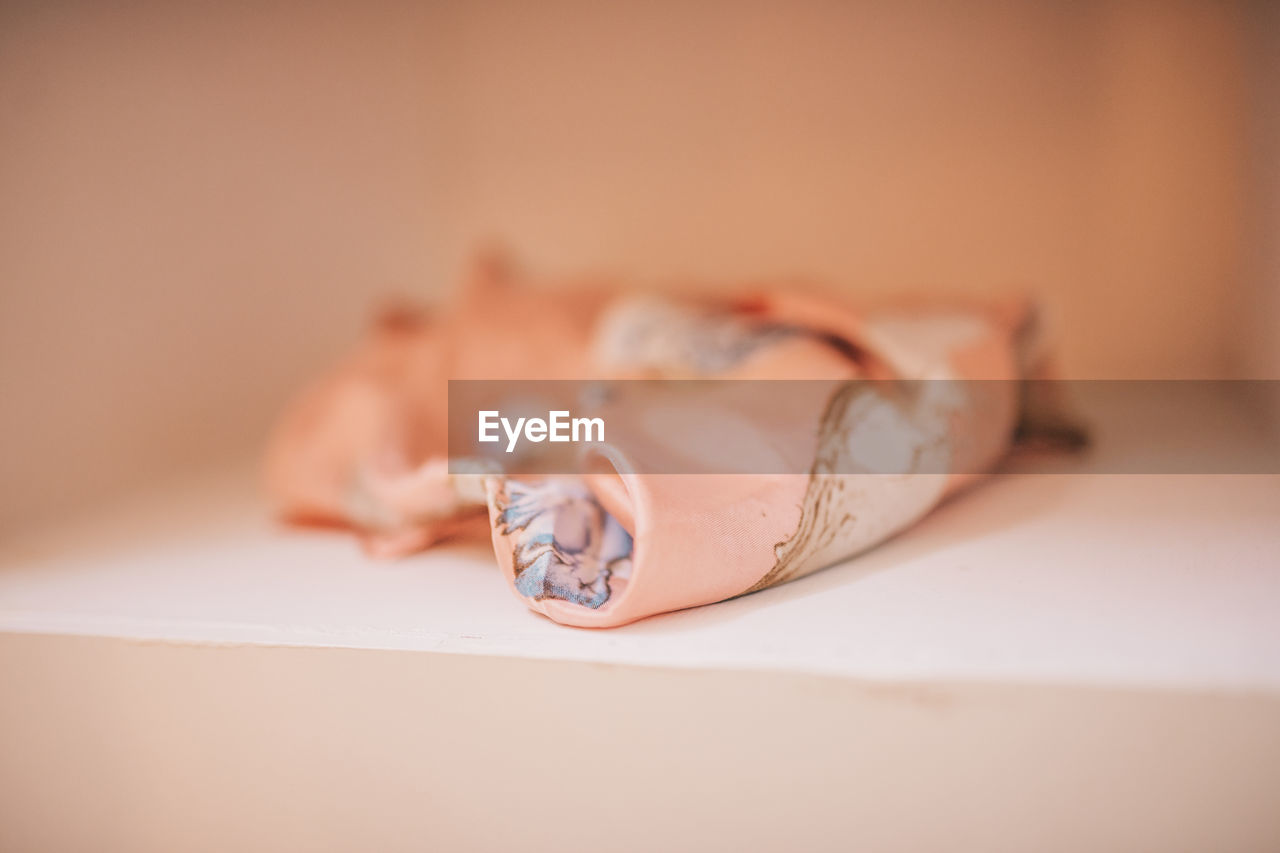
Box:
[2,449,1278,691]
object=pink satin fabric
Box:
[265,257,1032,627]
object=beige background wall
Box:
[0,0,1272,533]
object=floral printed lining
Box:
[492,478,633,609]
